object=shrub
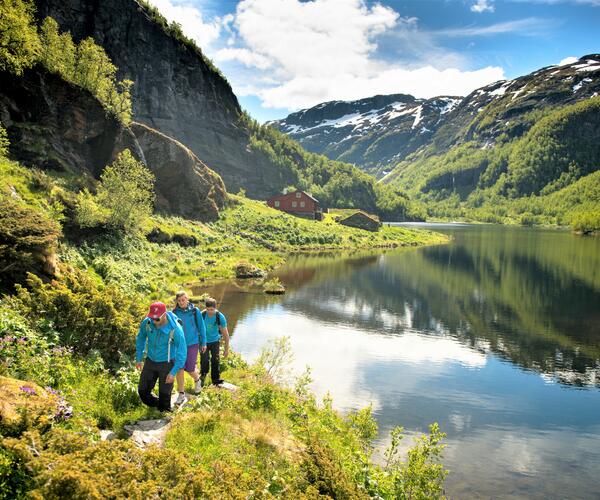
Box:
[0,0,40,75]
[0,446,32,499]
[0,198,61,289]
[12,270,144,365]
[0,125,8,157]
[39,17,132,123]
[75,150,155,234]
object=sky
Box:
[146,0,600,122]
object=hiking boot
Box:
[213,379,224,386]
[175,392,186,406]
[193,378,203,394]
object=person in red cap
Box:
[135,301,186,412]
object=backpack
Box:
[144,317,183,361]
[201,309,221,327]
[173,304,203,333]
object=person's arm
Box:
[197,308,207,352]
[169,324,187,378]
[135,320,148,369]
[219,313,230,357]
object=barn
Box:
[266,190,322,219]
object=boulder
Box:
[131,123,226,222]
[0,67,227,222]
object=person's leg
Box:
[157,361,175,412]
[138,360,160,408]
[200,343,210,385]
[176,369,185,392]
[209,341,221,384]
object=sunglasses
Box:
[151,314,165,322]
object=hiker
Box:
[135,301,186,412]
[172,291,207,405]
[200,297,230,386]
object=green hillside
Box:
[385,97,600,232]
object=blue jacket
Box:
[203,310,227,343]
[135,311,186,376]
[173,304,207,347]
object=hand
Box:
[135,362,143,370]
[223,348,229,358]
[201,346,207,353]
[165,374,175,384]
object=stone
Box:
[36,0,299,198]
[0,67,226,222]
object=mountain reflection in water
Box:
[199,226,600,499]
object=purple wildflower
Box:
[19,386,37,396]
[45,387,60,396]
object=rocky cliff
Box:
[35,0,291,198]
[0,66,225,221]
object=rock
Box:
[235,262,266,279]
[123,418,171,449]
[0,66,140,176]
[99,430,117,441]
[0,67,226,222]
[36,0,299,198]
[131,123,226,222]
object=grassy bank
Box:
[1,153,449,498]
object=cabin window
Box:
[292,201,297,208]
[296,192,301,198]
[274,201,280,207]
[300,201,305,208]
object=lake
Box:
[202,224,600,499]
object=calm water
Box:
[202,225,600,499]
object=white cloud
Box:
[434,17,558,37]
[558,56,579,65]
[216,0,505,110]
[145,0,221,49]
[256,65,505,109]
[471,0,495,12]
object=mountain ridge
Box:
[270,54,600,178]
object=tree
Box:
[0,0,41,75]
[75,150,155,234]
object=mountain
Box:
[269,94,461,177]
[32,0,419,219]
[34,0,298,198]
[271,55,600,179]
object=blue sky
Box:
[147,0,600,122]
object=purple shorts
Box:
[183,344,199,372]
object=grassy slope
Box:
[1,157,448,498]
[384,97,600,230]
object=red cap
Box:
[147,301,167,319]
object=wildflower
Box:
[19,386,37,396]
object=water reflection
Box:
[201,226,600,498]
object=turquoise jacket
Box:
[203,310,227,343]
[135,311,186,376]
[173,304,207,347]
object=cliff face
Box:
[35,0,288,198]
[0,66,225,221]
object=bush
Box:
[11,270,144,365]
[39,17,132,123]
[0,125,8,157]
[0,198,61,290]
[75,150,155,234]
[0,446,32,499]
[0,0,40,75]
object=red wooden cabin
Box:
[266,190,320,218]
